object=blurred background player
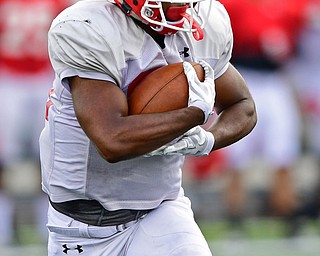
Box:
[283,0,320,235]
[0,0,76,244]
[219,0,309,233]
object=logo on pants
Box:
[62,244,83,254]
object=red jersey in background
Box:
[220,0,309,67]
[0,0,71,74]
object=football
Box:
[128,62,204,115]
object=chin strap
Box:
[153,16,204,40]
[152,6,204,40]
[181,13,204,41]
[150,19,185,36]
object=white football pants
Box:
[47,195,212,256]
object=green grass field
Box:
[200,218,320,256]
[200,217,320,239]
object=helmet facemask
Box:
[114,0,212,40]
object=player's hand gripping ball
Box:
[128,62,205,115]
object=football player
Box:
[40,0,257,255]
[0,0,75,244]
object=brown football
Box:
[128,62,204,115]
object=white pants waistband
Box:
[47,219,138,238]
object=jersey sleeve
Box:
[48,11,123,91]
[194,1,233,78]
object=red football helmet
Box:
[114,0,212,40]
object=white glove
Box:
[145,126,215,157]
[184,60,216,124]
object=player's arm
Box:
[146,63,257,157]
[208,63,257,150]
[69,76,204,162]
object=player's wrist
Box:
[187,106,206,124]
[189,101,213,124]
[201,131,215,155]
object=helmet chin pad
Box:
[165,5,188,21]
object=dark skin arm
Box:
[69,76,204,163]
[69,63,256,162]
[210,63,257,150]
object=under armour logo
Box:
[62,244,83,254]
[62,244,70,254]
[179,47,190,58]
[76,245,84,253]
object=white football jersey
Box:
[40,0,233,210]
